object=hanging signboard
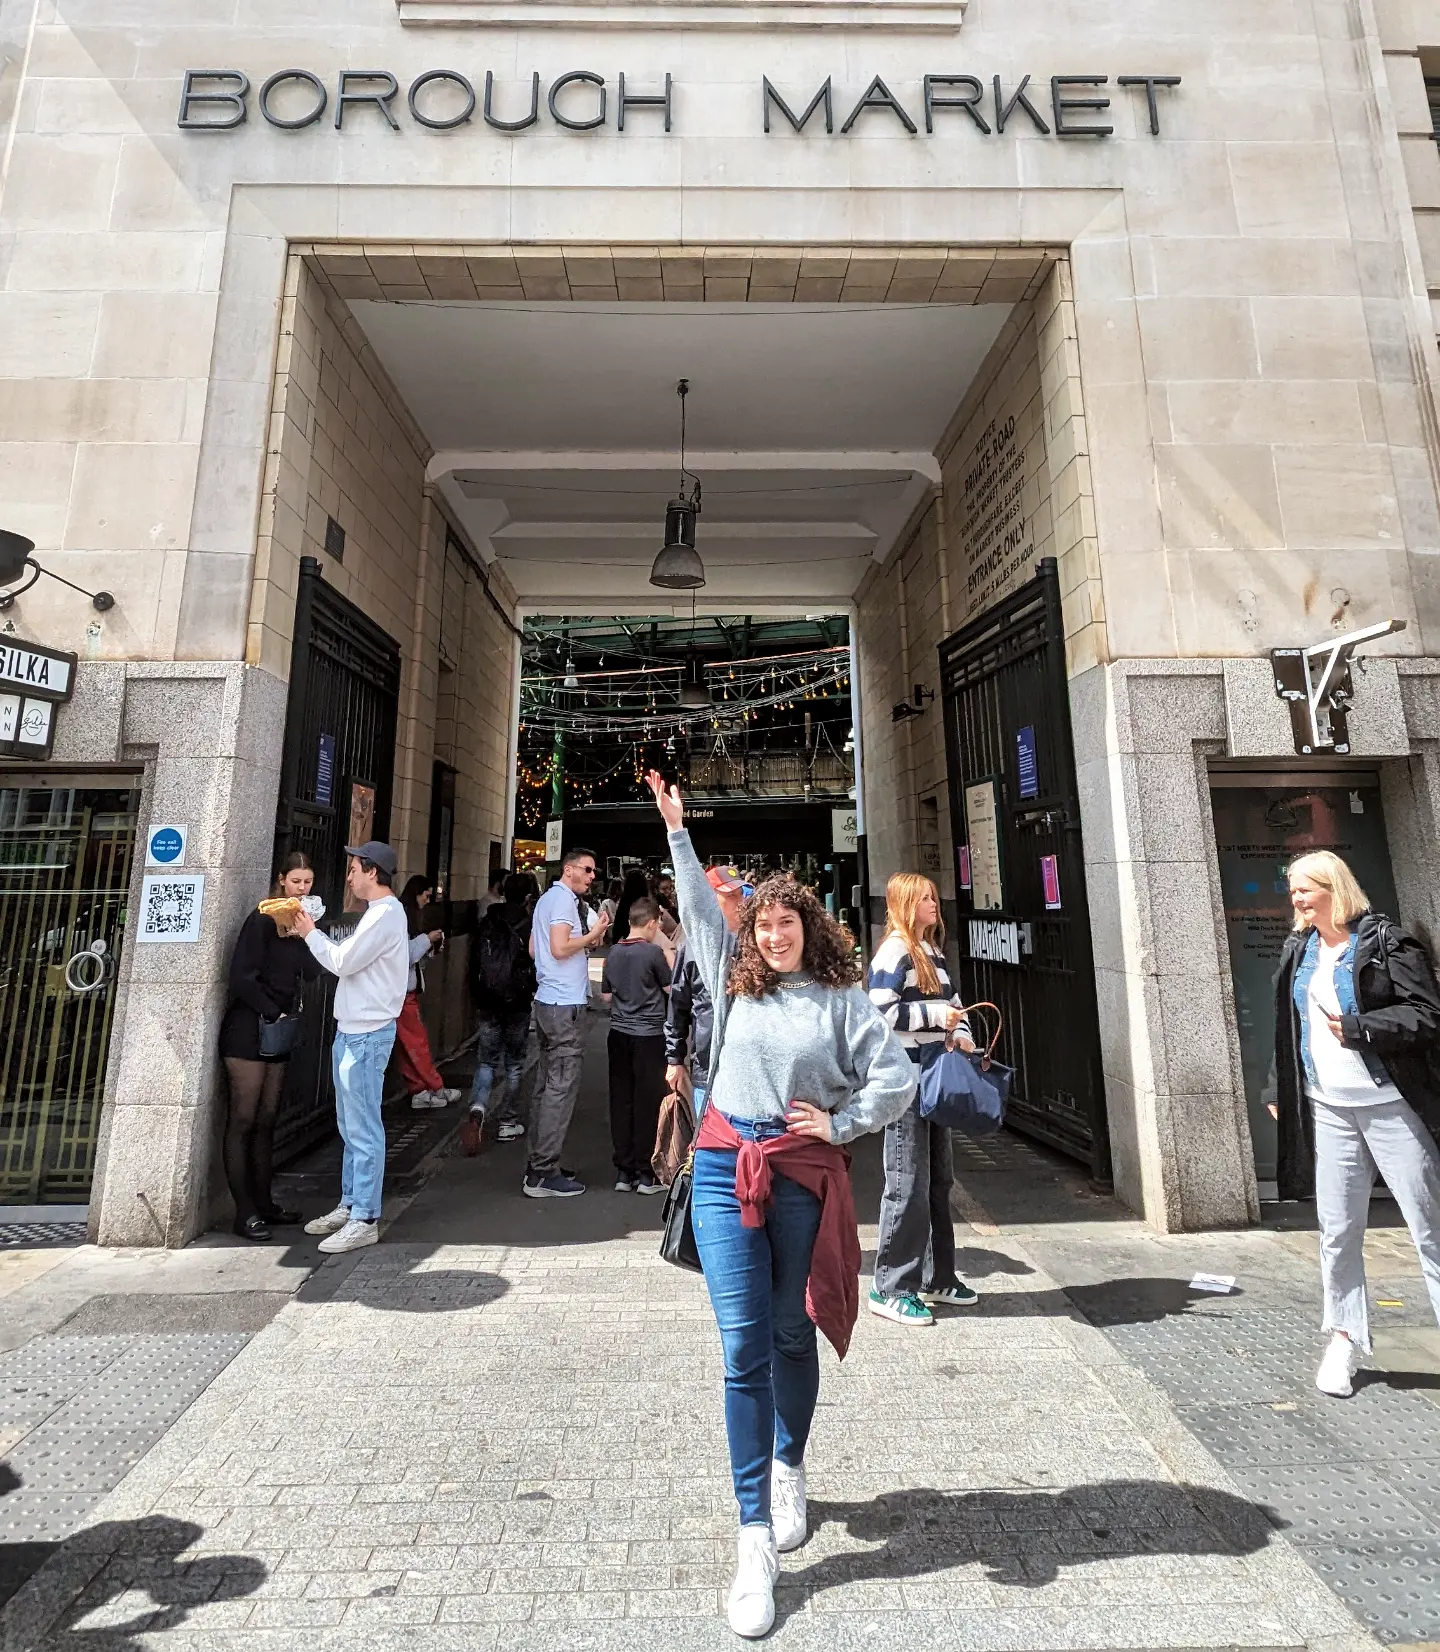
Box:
[831,806,858,854]
[545,817,564,860]
[964,778,1004,912]
[0,638,77,761]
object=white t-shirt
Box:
[532,882,590,1006]
[1305,938,1402,1107]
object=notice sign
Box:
[1016,725,1039,800]
[831,806,858,854]
[545,817,564,860]
[964,779,1004,912]
[958,844,971,890]
[145,825,188,868]
[138,874,206,944]
[1041,852,1062,910]
[316,732,336,808]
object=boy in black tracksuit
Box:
[600,895,672,1193]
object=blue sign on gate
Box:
[316,732,336,808]
[1016,725,1039,800]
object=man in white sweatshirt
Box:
[292,840,409,1254]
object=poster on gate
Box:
[1041,852,1062,910]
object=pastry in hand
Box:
[258,896,302,925]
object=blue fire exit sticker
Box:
[146,824,187,867]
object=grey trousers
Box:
[873,1098,958,1298]
[1313,1095,1440,1354]
[528,1002,586,1177]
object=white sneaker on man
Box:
[1316,1331,1360,1397]
[496,1121,525,1141]
[317,1218,378,1254]
[431,1087,462,1105]
[771,1460,807,1553]
[727,1524,779,1638]
[303,1204,350,1236]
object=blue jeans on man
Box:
[332,1025,396,1222]
[468,1007,531,1123]
[691,1114,823,1528]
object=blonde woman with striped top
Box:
[867,873,978,1325]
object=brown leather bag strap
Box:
[955,1000,1004,1063]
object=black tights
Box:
[223,1057,287,1223]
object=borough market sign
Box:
[178,70,1180,138]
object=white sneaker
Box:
[1316,1331,1360,1397]
[410,1091,434,1110]
[771,1460,807,1553]
[303,1204,350,1235]
[318,1218,379,1254]
[727,1524,779,1639]
[497,1121,525,1141]
[432,1087,462,1105]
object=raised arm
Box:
[648,772,728,1005]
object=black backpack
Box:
[471,911,536,1010]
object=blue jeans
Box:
[691,1115,823,1528]
[332,1024,395,1222]
[469,1008,531,1121]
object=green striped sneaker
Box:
[921,1280,979,1307]
[867,1289,934,1326]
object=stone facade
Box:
[7,0,1440,1236]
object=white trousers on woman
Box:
[1313,1095,1440,1354]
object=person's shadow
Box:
[784,1480,1282,1605]
[2,1512,266,1648]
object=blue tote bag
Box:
[917,1002,1012,1135]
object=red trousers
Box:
[395,991,444,1095]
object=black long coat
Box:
[1273,911,1440,1199]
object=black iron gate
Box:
[272,556,402,1158]
[939,558,1110,1181]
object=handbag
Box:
[917,1002,1012,1135]
[652,1085,696,1187]
[257,1007,303,1059]
[659,1154,702,1273]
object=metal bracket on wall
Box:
[1270,619,1406,756]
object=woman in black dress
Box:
[218,852,322,1240]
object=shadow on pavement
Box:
[297,1244,512,1313]
[789,1480,1282,1600]
[1,1514,266,1648]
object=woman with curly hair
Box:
[649,772,916,1640]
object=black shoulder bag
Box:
[258,1003,304,1059]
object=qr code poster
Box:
[138,874,206,944]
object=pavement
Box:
[1,1008,1438,1651]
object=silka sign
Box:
[177,70,1181,139]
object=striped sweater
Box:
[867,933,969,1053]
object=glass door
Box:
[0,777,140,1204]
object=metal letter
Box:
[484,70,540,131]
[1050,75,1112,138]
[923,74,991,135]
[258,69,328,130]
[335,70,401,131]
[177,69,250,131]
[1117,74,1181,136]
[992,74,1051,135]
[762,76,833,135]
[617,71,672,133]
[408,69,476,130]
[549,70,607,131]
[841,75,918,136]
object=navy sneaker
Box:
[523,1171,586,1199]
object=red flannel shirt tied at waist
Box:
[694,1106,862,1359]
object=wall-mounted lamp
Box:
[0,530,114,613]
[891,683,936,723]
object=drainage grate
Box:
[0,1222,87,1249]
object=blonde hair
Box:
[883,872,943,996]
[1288,850,1371,930]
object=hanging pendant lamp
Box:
[678,652,711,709]
[650,378,705,590]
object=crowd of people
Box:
[217,809,1440,1639]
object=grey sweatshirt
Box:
[668,829,917,1144]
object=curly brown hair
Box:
[726,873,861,998]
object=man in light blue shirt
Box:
[526,845,608,1198]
